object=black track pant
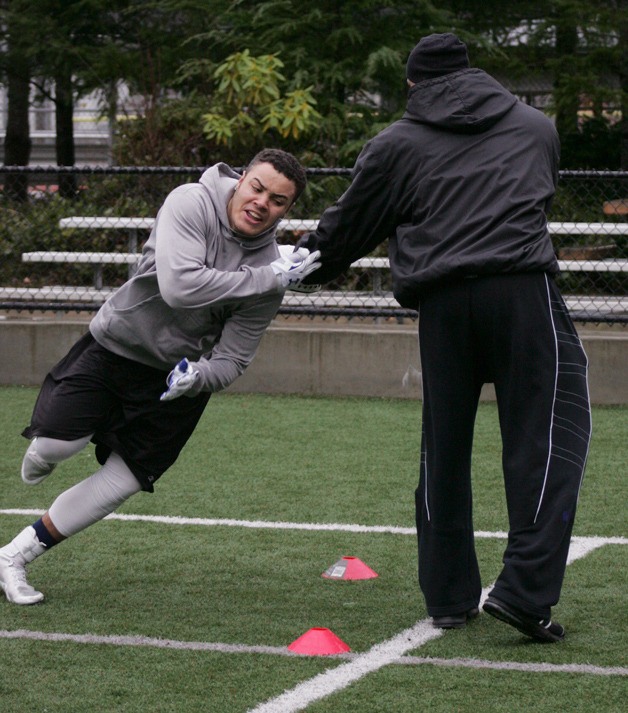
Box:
[415,273,591,619]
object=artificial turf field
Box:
[0,386,625,712]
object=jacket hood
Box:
[403,68,517,134]
[199,163,279,250]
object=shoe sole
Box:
[432,607,480,630]
[0,555,45,605]
[0,579,45,605]
[483,598,564,643]
[433,618,466,629]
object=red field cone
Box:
[288,627,351,655]
[321,556,378,580]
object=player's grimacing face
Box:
[227,163,296,238]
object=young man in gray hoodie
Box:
[0,148,320,606]
[298,35,591,643]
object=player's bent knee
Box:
[47,452,142,538]
[34,435,93,463]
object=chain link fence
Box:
[0,166,626,324]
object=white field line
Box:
[0,628,624,678]
[1,510,627,547]
[396,656,628,677]
[0,508,421,535]
[249,537,616,713]
[246,617,450,713]
[0,628,293,657]
[247,579,626,713]
[567,536,618,564]
[0,508,626,711]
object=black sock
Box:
[32,518,58,549]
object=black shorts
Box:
[22,332,211,492]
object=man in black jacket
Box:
[299,33,591,642]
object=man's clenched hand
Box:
[160,358,200,401]
[271,247,321,289]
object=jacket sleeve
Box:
[545,125,561,215]
[154,186,281,308]
[188,294,281,393]
[298,142,400,284]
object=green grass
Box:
[0,387,625,712]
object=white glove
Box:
[271,246,321,289]
[160,358,200,401]
[276,245,321,292]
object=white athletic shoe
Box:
[21,441,56,485]
[0,553,44,604]
[0,526,47,605]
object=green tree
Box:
[14,1,125,192]
[1,0,33,201]
[107,0,231,165]
[619,0,628,168]
[0,0,223,172]
[446,0,626,169]
[191,0,454,164]
[2,0,623,171]
[201,50,321,148]
[533,1,623,168]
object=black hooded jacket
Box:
[300,68,560,308]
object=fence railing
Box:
[0,166,626,324]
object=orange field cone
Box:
[321,556,378,580]
[288,627,351,655]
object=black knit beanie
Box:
[406,33,470,82]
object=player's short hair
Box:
[247,149,307,203]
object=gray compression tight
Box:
[30,435,93,464]
[33,436,143,538]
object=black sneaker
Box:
[483,596,565,643]
[432,607,480,629]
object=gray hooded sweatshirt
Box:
[90,163,284,393]
[299,68,560,308]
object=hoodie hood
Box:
[403,68,517,134]
[199,162,280,250]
